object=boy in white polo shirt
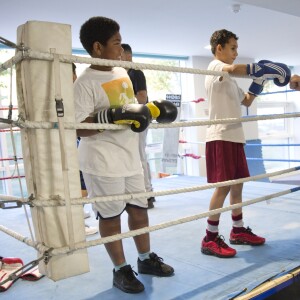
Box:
[74,16,174,294]
[202,29,290,258]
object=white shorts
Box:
[83,172,148,219]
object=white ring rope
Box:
[0,123,16,129]
[1,46,299,261]
[1,185,299,256]
[0,51,23,72]
[149,112,300,129]
[3,112,300,131]
[0,224,48,253]
[55,186,300,256]
[1,49,299,132]
[1,49,282,80]
[0,195,24,202]
[40,166,300,205]
[0,50,228,76]
[21,50,231,77]
[12,165,300,207]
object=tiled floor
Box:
[1,176,300,300]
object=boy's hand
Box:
[247,60,291,87]
[95,104,151,132]
[146,100,178,123]
[290,75,300,91]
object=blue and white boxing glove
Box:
[248,60,267,96]
[248,78,265,96]
[247,60,291,87]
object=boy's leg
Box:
[206,186,230,240]
[99,215,145,294]
[125,175,174,277]
[139,129,155,208]
[99,216,125,266]
[209,186,231,219]
[229,184,265,246]
[83,173,144,293]
[126,206,150,253]
[126,206,174,277]
[229,183,243,216]
[201,186,236,258]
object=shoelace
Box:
[124,266,138,280]
[216,235,228,248]
[149,253,165,267]
[244,226,256,236]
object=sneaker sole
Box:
[201,247,236,258]
[229,239,265,246]
[113,282,144,294]
[138,268,174,277]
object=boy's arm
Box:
[136,90,148,104]
[77,117,99,137]
[241,93,256,107]
[222,64,258,107]
[223,61,291,85]
[134,70,148,104]
[221,64,258,107]
[223,61,290,107]
[222,64,247,76]
[222,64,265,97]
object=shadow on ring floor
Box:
[1,175,300,300]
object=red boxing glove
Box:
[0,257,24,292]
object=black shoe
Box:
[138,252,174,277]
[147,197,155,209]
[113,265,144,293]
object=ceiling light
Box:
[231,3,241,13]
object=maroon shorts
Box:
[206,140,250,183]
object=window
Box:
[0,48,25,196]
[256,80,298,173]
[133,56,186,176]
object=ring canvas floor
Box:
[1,175,300,300]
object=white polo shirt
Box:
[74,67,142,177]
[205,59,246,143]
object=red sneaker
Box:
[230,227,265,246]
[201,235,237,258]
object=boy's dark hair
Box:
[121,43,132,53]
[80,16,120,55]
[210,29,238,55]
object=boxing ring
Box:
[1,21,300,299]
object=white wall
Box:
[180,56,211,176]
[290,65,300,162]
